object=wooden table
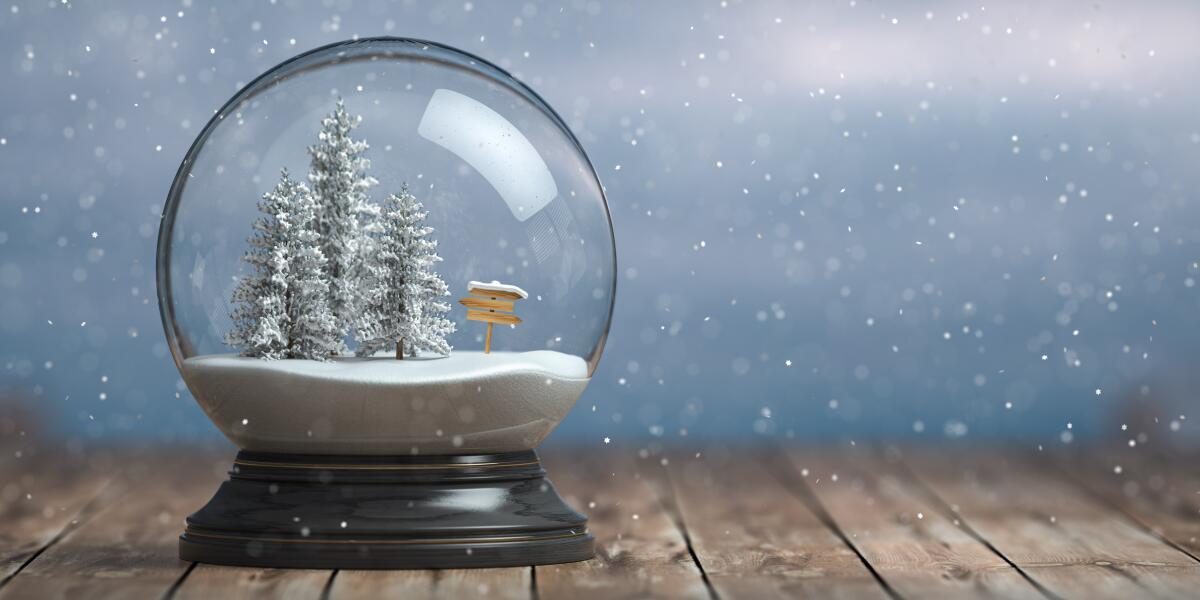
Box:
[1,444,1197,599]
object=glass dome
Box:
[156,38,615,455]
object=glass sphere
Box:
[157,38,615,454]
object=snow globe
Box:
[157,38,614,569]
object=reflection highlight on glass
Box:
[418,88,558,222]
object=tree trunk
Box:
[396,339,403,360]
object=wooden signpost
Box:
[458,280,528,353]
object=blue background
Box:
[2,0,1199,452]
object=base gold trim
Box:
[183,528,588,546]
[233,458,540,471]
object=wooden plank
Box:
[0,452,229,599]
[466,310,522,325]
[17,446,1200,598]
[665,446,887,599]
[535,449,709,599]
[786,447,1040,598]
[0,454,120,586]
[173,565,331,600]
[457,297,515,312]
[902,449,1200,599]
[468,288,524,301]
[434,568,529,599]
[1055,449,1200,560]
[329,568,528,599]
[327,570,435,599]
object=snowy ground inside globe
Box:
[182,350,590,454]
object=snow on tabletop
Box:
[468,280,529,299]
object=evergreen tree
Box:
[285,177,342,359]
[355,186,455,359]
[307,98,379,346]
[226,169,341,360]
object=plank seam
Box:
[1043,456,1200,565]
[321,569,339,600]
[886,450,1061,600]
[530,565,539,600]
[762,445,902,600]
[0,475,120,592]
[656,462,721,600]
[160,561,196,600]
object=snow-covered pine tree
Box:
[226,170,296,359]
[285,175,343,360]
[226,169,341,360]
[307,98,379,346]
[355,186,455,359]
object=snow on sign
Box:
[417,88,558,222]
[459,280,528,354]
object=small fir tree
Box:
[355,186,455,359]
[285,179,342,359]
[226,169,341,360]
[307,98,379,345]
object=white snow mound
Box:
[183,350,589,455]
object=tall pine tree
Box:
[286,176,342,359]
[307,98,379,347]
[355,186,455,359]
[226,169,341,360]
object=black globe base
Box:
[179,450,593,569]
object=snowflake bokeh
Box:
[1,1,1198,455]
